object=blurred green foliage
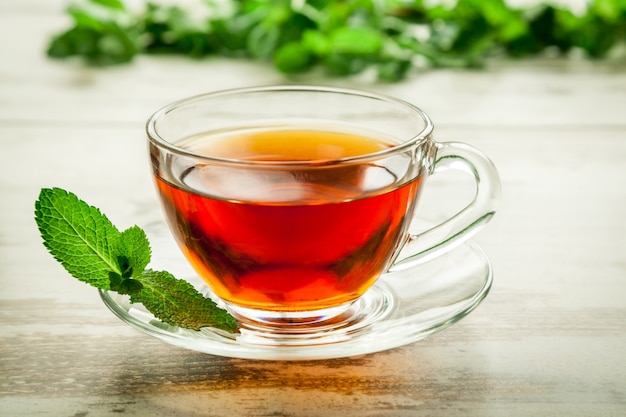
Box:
[47,0,626,81]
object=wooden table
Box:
[2,2,625,416]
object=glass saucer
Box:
[99,238,493,361]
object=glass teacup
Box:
[146,86,500,328]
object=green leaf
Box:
[132,270,239,332]
[274,41,313,73]
[96,27,139,63]
[329,26,383,55]
[323,52,370,76]
[302,29,330,56]
[34,188,121,289]
[90,0,126,11]
[47,27,99,58]
[118,225,151,277]
[108,269,144,295]
[68,5,105,31]
[247,24,281,58]
[46,0,626,79]
[377,58,412,82]
[591,0,622,22]
[34,187,239,333]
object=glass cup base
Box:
[226,286,396,347]
[225,302,357,327]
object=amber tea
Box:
[154,129,423,313]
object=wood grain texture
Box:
[1,1,625,416]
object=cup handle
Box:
[388,142,501,272]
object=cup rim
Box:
[146,85,434,167]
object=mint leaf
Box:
[35,188,122,289]
[46,0,626,81]
[274,41,312,74]
[132,270,239,332]
[329,26,383,56]
[91,0,126,11]
[34,187,239,333]
[118,225,151,277]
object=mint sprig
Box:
[34,187,239,333]
[46,0,626,81]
